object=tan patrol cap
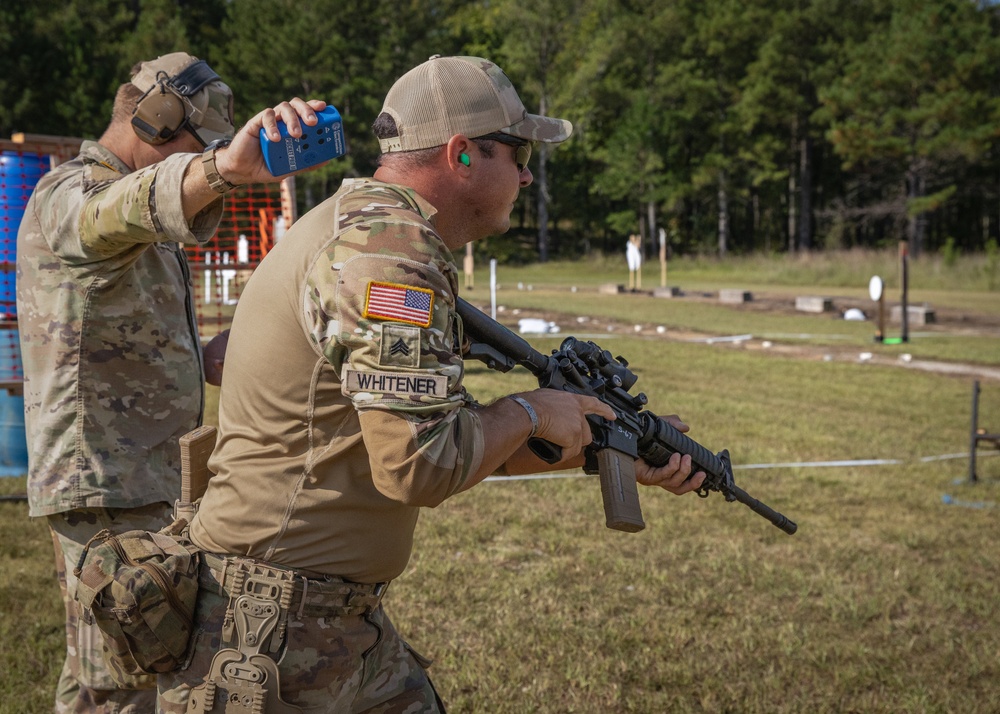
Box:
[131,52,235,145]
[378,55,572,153]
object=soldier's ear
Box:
[446,135,474,172]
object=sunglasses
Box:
[474,133,532,172]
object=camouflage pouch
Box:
[74,524,201,677]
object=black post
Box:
[876,292,885,342]
[969,381,980,484]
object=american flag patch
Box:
[363,282,434,327]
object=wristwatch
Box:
[201,139,240,193]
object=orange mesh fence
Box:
[184,183,283,340]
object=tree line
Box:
[3,0,999,261]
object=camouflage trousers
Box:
[47,502,175,714]
[157,555,445,713]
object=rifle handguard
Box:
[457,297,797,536]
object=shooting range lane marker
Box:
[482,450,998,482]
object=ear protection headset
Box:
[459,153,471,166]
[131,60,222,146]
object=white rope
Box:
[482,450,998,482]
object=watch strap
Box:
[201,143,240,194]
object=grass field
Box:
[3,250,999,713]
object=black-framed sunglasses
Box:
[474,132,532,172]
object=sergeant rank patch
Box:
[379,324,421,368]
[363,281,434,328]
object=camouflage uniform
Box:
[16,140,223,712]
[159,178,483,711]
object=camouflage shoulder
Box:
[81,161,124,193]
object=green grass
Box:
[4,251,999,713]
[0,477,64,713]
[394,461,999,713]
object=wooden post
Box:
[464,243,474,290]
[280,176,298,226]
[659,227,667,288]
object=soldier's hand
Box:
[635,414,706,494]
[516,390,615,461]
[214,98,328,185]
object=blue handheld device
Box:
[259,106,347,176]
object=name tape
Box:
[343,368,447,398]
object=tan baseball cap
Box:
[131,52,235,145]
[378,55,572,153]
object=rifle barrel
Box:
[638,413,797,535]
[731,484,798,534]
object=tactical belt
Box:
[186,554,390,713]
[200,552,388,619]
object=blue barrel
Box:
[0,335,27,477]
[0,150,50,477]
[0,151,50,318]
[0,392,28,477]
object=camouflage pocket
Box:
[73,525,201,677]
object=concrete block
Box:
[653,286,681,298]
[796,296,834,313]
[598,283,624,295]
[719,289,752,304]
[891,305,936,325]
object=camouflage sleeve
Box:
[356,406,483,506]
[39,152,222,263]
[303,227,484,507]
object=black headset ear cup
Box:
[132,85,188,145]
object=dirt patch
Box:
[489,289,1000,383]
[670,289,1000,332]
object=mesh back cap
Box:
[131,52,235,145]
[379,55,572,153]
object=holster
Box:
[186,562,303,713]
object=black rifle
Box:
[457,298,797,536]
